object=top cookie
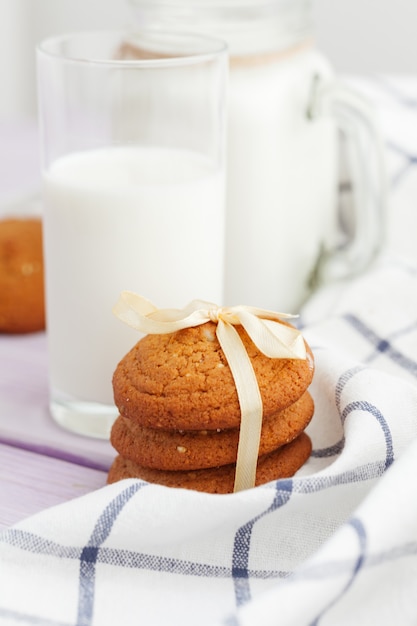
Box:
[113,320,314,430]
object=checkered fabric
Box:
[1,77,417,626]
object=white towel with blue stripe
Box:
[1,76,417,626]
[1,254,417,626]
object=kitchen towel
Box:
[1,254,417,626]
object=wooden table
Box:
[0,332,115,529]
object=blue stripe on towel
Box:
[312,366,363,459]
[345,314,417,376]
[308,517,367,626]
[311,439,345,458]
[341,401,394,470]
[232,480,293,607]
[76,482,145,626]
[0,607,70,626]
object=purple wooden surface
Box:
[0,333,116,471]
[0,119,41,209]
[0,331,117,528]
[0,443,107,529]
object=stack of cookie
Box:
[107,320,315,494]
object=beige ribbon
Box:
[113,292,307,493]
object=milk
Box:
[224,48,338,312]
[43,146,224,407]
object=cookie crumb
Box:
[203,327,215,342]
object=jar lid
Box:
[129,0,314,56]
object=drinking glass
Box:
[37,30,227,438]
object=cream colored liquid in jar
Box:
[224,47,338,312]
[43,146,225,406]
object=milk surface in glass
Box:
[224,47,338,312]
[43,146,224,409]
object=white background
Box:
[1,0,417,120]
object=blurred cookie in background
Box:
[0,217,45,333]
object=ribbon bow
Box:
[113,292,307,493]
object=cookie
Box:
[110,391,314,471]
[0,218,45,333]
[107,432,312,494]
[113,321,314,430]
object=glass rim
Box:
[36,29,228,68]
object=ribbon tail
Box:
[113,291,211,334]
[216,320,263,493]
[112,292,157,330]
[237,310,307,359]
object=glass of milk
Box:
[37,30,228,438]
[130,0,387,312]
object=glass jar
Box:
[129,0,386,312]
